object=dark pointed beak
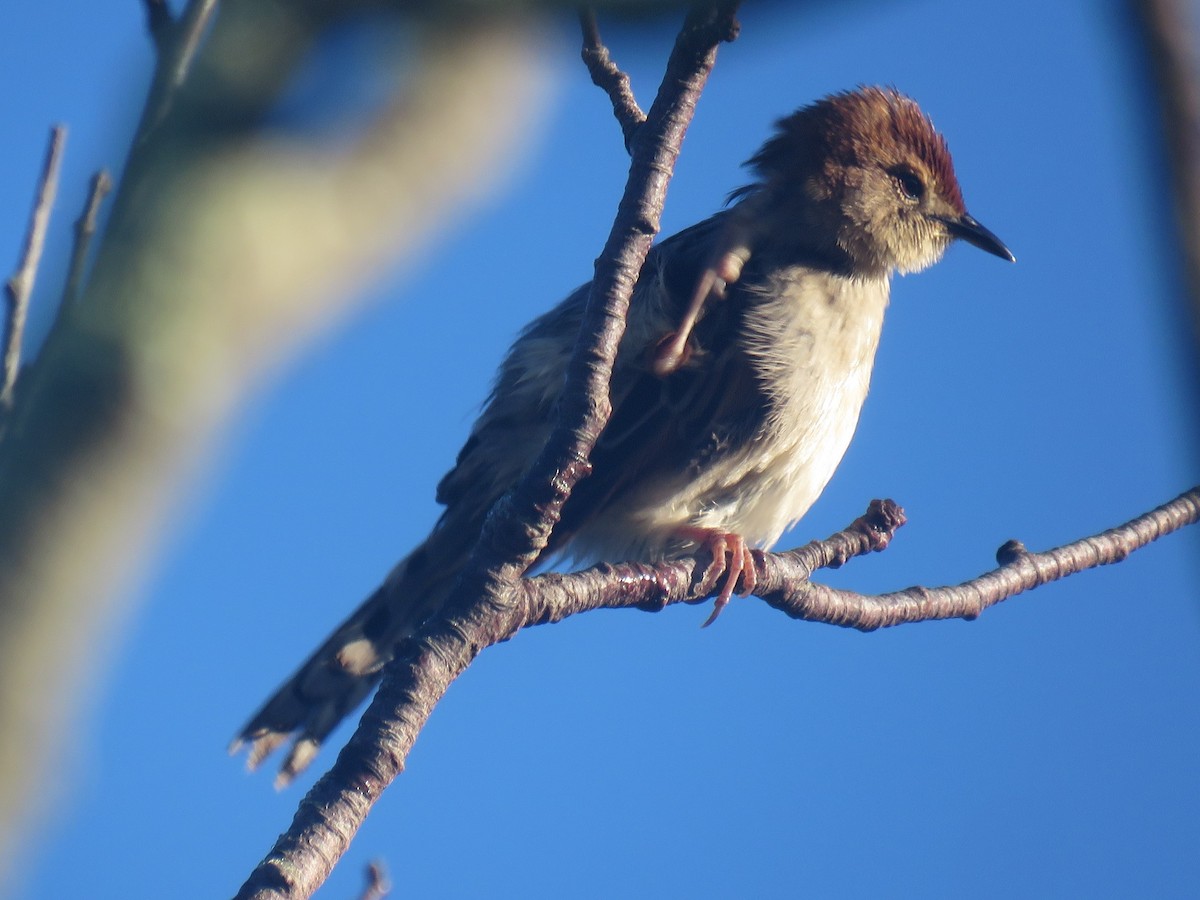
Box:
[937,213,1015,262]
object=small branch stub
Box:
[995,538,1028,565]
[62,170,113,309]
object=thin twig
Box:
[0,2,543,883]
[518,486,1200,628]
[2,125,66,413]
[142,0,174,53]
[169,0,218,92]
[580,8,647,150]
[762,483,1200,630]
[61,170,113,309]
[136,0,219,146]
[233,6,741,898]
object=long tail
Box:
[233,531,466,786]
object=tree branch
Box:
[522,487,1200,628]
[233,5,741,897]
[0,3,546,880]
[1131,0,1200,407]
[238,468,1197,896]
[580,8,646,150]
[61,170,112,310]
[2,125,65,414]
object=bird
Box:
[235,86,1014,785]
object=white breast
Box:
[570,268,890,564]
[722,269,890,546]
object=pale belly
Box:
[573,269,890,563]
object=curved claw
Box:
[681,527,758,627]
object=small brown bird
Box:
[236,86,1013,784]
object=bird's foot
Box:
[651,328,694,375]
[652,240,752,377]
[678,526,758,627]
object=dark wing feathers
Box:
[434,212,760,559]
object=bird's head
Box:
[741,86,1014,278]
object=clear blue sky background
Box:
[3,2,1198,898]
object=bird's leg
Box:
[652,265,723,376]
[676,525,759,627]
[652,224,756,378]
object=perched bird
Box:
[236,86,1013,783]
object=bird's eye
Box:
[891,168,925,201]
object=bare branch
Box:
[0,6,545,882]
[233,5,742,897]
[61,170,113,309]
[580,8,646,150]
[770,482,1198,629]
[521,487,1200,628]
[237,468,1197,896]
[521,498,910,626]
[2,125,66,413]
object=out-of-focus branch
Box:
[232,5,741,898]
[136,0,218,145]
[61,170,113,310]
[1132,0,1200,366]
[2,125,65,414]
[0,2,546,882]
[581,8,646,149]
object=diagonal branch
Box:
[2,125,66,414]
[580,8,646,150]
[141,0,174,54]
[233,5,742,898]
[325,486,1197,785]
[135,0,219,147]
[241,471,1197,896]
[0,2,547,884]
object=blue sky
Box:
[3,2,1198,898]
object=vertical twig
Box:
[61,170,113,309]
[2,125,66,412]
